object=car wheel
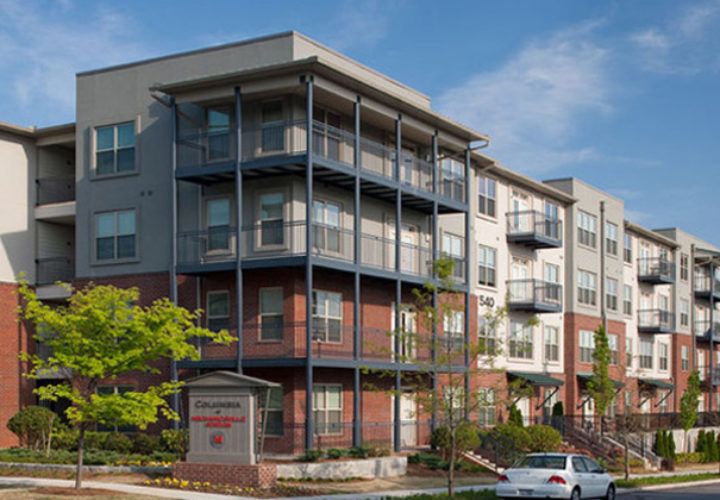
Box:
[605,484,615,500]
[570,487,581,500]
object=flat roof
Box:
[624,220,679,248]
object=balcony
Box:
[695,320,720,342]
[694,275,720,301]
[36,176,75,205]
[638,309,675,334]
[175,119,466,209]
[175,221,458,283]
[506,211,563,249]
[698,367,720,387]
[507,279,562,313]
[637,257,675,285]
[36,257,74,285]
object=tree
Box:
[680,370,702,452]
[17,281,234,489]
[587,325,615,433]
[615,393,643,480]
[6,406,57,455]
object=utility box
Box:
[184,371,279,465]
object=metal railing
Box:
[638,309,675,332]
[694,274,720,296]
[507,279,562,309]
[36,257,74,285]
[637,257,675,282]
[694,320,720,340]
[506,210,562,242]
[36,176,75,205]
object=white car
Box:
[495,453,615,500]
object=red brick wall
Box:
[173,462,276,488]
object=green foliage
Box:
[615,473,720,489]
[587,325,615,418]
[6,406,58,452]
[525,425,562,452]
[492,423,530,451]
[325,448,346,459]
[680,371,702,433]
[102,432,133,454]
[676,452,703,464]
[83,431,107,450]
[508,405,524,427]
[380,489,498,499]
[160,429,188,458]
[0,447,176,466]
[430,422,480,460]
[551,401,564,417]
[347,445,372,459]
[298,449,323,462]
[51,426,79,451]
[132,433,162,455]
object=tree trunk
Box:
[624,433,629,481]
[75,426,85,489]
[448,429,455,497]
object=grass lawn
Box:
[615,472,720,488]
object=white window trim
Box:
[313,383,343,436]
[259,287,284,342]
[254,188,289,252]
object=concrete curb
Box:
[617,477,720,495]
[0,461,170,475]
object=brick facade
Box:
[173,461,276,488]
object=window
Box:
[96,210,136,261]
[443,311,465,349]
[259,288,283,340]
[206,107,232,161]
[478,315,496,355]
[623,233,632,263]
[477,388,496,427]
[206,198,231,252]
[440,158,464,201]
[478,176,496,217]
[605,222,618,256]
[681,345,689,371]
[659,343,668,371]
[542,387,559,418]
[259,193,284,246]
[606,278,618,311]
[509,321,533,359]
[626,337,633,368]
[658,391,669,413]
[623,285,632,315]
[96,386,135,432]
[261,387,284,436]
[312,199,341,253]
[207,291,230,332]
[608,334,618,365]
[261,101,284,151]
[544,325,559,362]
[639,340,653,369]
[477,246,496,287]
[313,384,341,435]
[624,389,632,409]
[544,201,560,239]
[95,122,135,175]
[313,106,342,162]
[680,299,689,327]
[442,233,465,279]
[698,351,706,380]
[681,253,689,281]
[312,291,342,342]
[577,270,597,305]
[578,211,597,248]
[579,330,595,363]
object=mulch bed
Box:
[32,487,120,496]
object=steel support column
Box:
[352,96,362,447]
[710,261,715,412]
[304,76,315,450]
[431,131,439,432]
[464,147,471,419]
[234,86,243,374]
[393,115,402,452]
[169,96,180,429]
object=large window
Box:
[443,311,465,350]
[659,343,669,371]
[313,106,342,162]
[626,337,633,368]
[577,270,597,305]
[544,201,560,239]
[97,386,135,432]
[680,299,689,327]
[680,253,689,281]
[605,222,618,256]
[312,291,342,342]
[477,245,496,287]
[608,334,618,365]
[442,233,464,279]
[261,101,284,152]
[477,388,496,427]
[207,108,232,161]
[478,315,497,355]
[577,211,597,248]
[261,387,284,436]
[206,198,231,252]
[259,288,283,340]
[440,158,464,201]
[639,340,653,369]
[313,384,342,435]
[96,210,136,261]
[259,193,284,247]
[207,291,230,332]
[312,199,341,253]
[579,330,595,363]
[623,233,632,263]
[544,325,559,362]
[681,345,689,371]
[623,285,632,316]
[478,176,496,217]
[606,278,618,311]
[509,321,533,359]
[96,122,135,175]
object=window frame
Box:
[261,386,284,436]
[312,384,342,436]
[477,175,496,218]
[605,222,618,256]
[206,290,230,333]
[94,121,137,177]
[312,198,343,255]
[205,196,233,254]
[255,190,287,250]
[680,253,689,281]
[623,285,633,316]
[579,329,595,363]
[659,343,669,372]
[681,345,689,371]
[477,388,496,427]
[312,290,343,343]
[544,325,559,363]
[608,334,618,365]
[478,315,497,355]
[639,339,653,369]
[577,210,597,248]
[606,278,618,311]
[680,299,689,327]
[509,321,533,360]
[93,208,138,264]
[577,270,597,306]
[477,245,497,287]
[259,287,284,341]
[623,233,632,263]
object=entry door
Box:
[516,397,529,425]
[400,393,417,448]
[388,220,418,274]
[391,306,416,361]
[510,257,531,301]
[511,190,530,232]
[582,393,595,428]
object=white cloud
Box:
[629,29,670,50]
[321,0,396,51]
[624,208,651,224]
[436,21,612,174]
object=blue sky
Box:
[1,0,719,245]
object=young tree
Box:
[587,325,615,434]
[17,281,234,489]
[680,370,702,452]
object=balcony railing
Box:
[698,366,720,386]
[638,309,675,333]
[176,119,466,204]
[506,210,562,249]
[637,257,675,284]
[507,279,562,313]
[36,257,74,285]
[695,320,720,341]
[36,177,75,205]
[176,221,449,281]
[695,275,720,299]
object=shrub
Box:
[348,445,371,459]
[51,426,78,451]
[133,433,162,455]
[677,452,703,464]
[407,453,422,464]
[492,423,531,452]
[6,406,58,452]
[326,448,346,459]
[103,433,133,454]
[551,402,564,417]
[430,423,480,460]
[367,446,391,457]
[299,449,323,462]
[161,429,188,458]
[508,405,524,427]
[83,432,106,451]
[525,425,562,452]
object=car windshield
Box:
[512,456,566,470]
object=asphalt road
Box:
[619,482,720,499]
